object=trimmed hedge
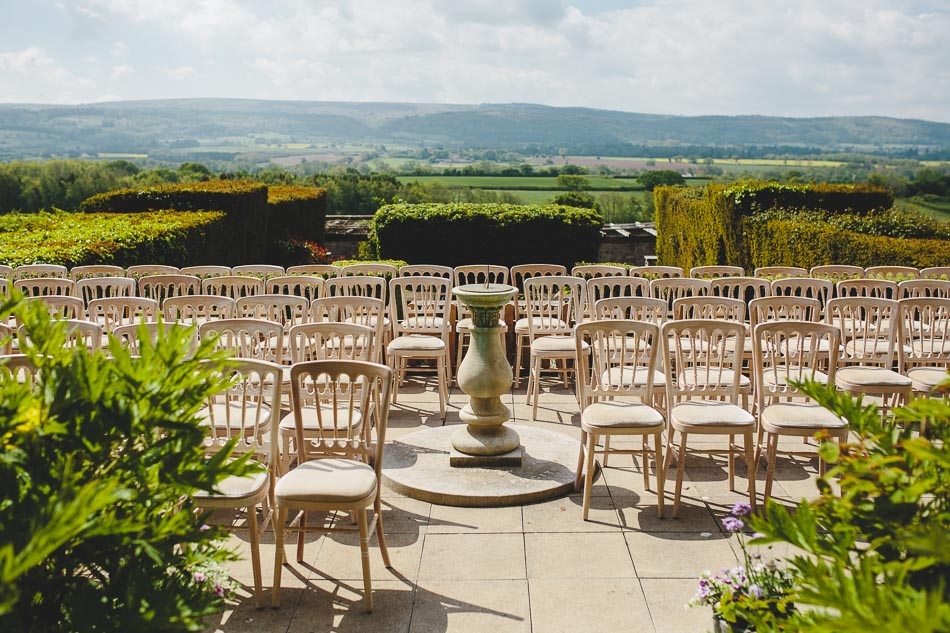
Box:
[370,203,604,269]
[655,181,931,270]
[267,185,328,244]
[0,210,228,267]
[79,180,268,265]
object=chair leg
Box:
[582,432,597,521]
[247,502,263,608]
[296,510,307,562]
[744,431,756,511]
[374,498,392,568]
[673,432,687,519]
[357,509,374,612]
[530,354,542,420]
[272,506,287,608]
[764,433,779,503]
[727,433,736,492]
[574,429,587,491]
[603,435,612,467]
[513,334,525,388]
[389,355,401,403]
[654,430,665,519]
[436,356,447,420]
[641,437,650,490]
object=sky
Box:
[1,0,948,122]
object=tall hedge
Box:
[0,210,228,267]
[370,203,604,269]
[267,185,328,244]
[655,181,914,270]
[79,180,268,265]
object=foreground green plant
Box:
[742,380,950,633]
[0,296,252,632]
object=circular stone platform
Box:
[382,425,579,507]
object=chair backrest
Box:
[586,274,649,304]
[235,294,309,330]
[749,296,822,329]
[287,322,375,363]
[898,279,950,299]
[125,264,180,280]
[201,275,264,299]
[162,295,235,326]
[754,266,807,280]
[0,354,39,387]
[650,277,710,310]
[0,264,12,280]
[287,360,392,467]
[180,265,232,280]
[11,264,68,281]
[523,275,585,337]
[865,265,919,281]
[810,264,864,282]
[286,264,341,278]
[138,274,200,303]
[14,277,77,297]
[266,275,324,302]
[340,263,399,279]
[836,278,898,300]
[575,319,660,410]
[69,264,125,281]
[112,322,197,356]
[454,264,510,287]
[920,267,950,280]
[825,297,899,366]
[752,320,840,404]
[310,296,387,362]
[629,265,683,280]
[202,358,281,463]
[324,275,388,302]
[571,264,626,280]
[897,297,950,371]
[689,266,745,279]
[398,264,454,280]
[770,277,832,310]
[661,319,748,403]
[198,318,284,364]
[25,295,85,321]
[593,296,668,323]
[0,323,12,354]
[17,318,102,351]
[231,264,285,279]
[87,297,160,331]
[709,276,771,306]
[672,296,745,322]
[389,276,452,338]
[76,276,136,305]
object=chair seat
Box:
[195,467,269,503]
[760,402,846,434]
[670,400,754,430]
[582,400,664,430]
[388,335,446,352]
[906,366,949,392]
[531,335,582,353]
[275,458,376,504]
[836,366,912,389]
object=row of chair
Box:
[571,296,950,522]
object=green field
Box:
[397,175,643,190]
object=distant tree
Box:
[638,170,686,191]
[553,190,597,210]
[178,162,212,182]
[556,174,590,191]
[559,164,588,175]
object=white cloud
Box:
[110,63,133,80]
[111,41,130,58]
[162,65,197,81]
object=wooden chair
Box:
[76,276,135,305]
[273,360,393,611]
[266,275,324,302]
[125,264,179,280]
[180,265,232,280]
[629,265,683,280]
[920,267,950,280]
[18,319,102,351]
[14,277,77,297]
[88,297,160,332]
[810,264,864,282]
[201,275,264,300]
[137,274,200,303]
[23,296,85,322]
[672,296,745,322]
[286,264,341,278]
[709,276,771,305]
[69,264,124,281]
[340,263,398,278]
[897,297,950,402]
[162,295,235,327]
[865,265,919,281]
[689,266,744,279]
[193,358,281,608]
[232,264,285,280]
[387,276,452,419]
[770,277,833,313]
[571,264,626,280]
[198,318,284,366]
[754,266,807,279]
[11,264,68,281]
[397,264,454,280]
[649,277,710,312]
[523,275,586,420]
[661,319,756,518]
[837,278,899,300]
[112,322,198,356]
[898,279,950,299]
[574,320,665,520]
[310,296,387,364]
[594,296,668,323]
[752,321,846,502]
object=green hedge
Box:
[79,180,268,264]
[0,210,228,267]
[370,203,604,269]
[267,185,328,244]
[656,181,923,270]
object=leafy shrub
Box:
[744,380,950,632]
[268,238,332,268]
[0,210,228,267]
[0,296,252,631]
[267,185,328,244]
[370,202,604,269]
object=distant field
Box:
[897,197,950,221]
[397,175,644,189]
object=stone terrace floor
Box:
[204,375,821,633]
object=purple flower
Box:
[200,524,211,532]
[193,571,207,583]
[722,516,745,532]
[749,584,763,599]
[731,502,752,517]
[214,583,225,597]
